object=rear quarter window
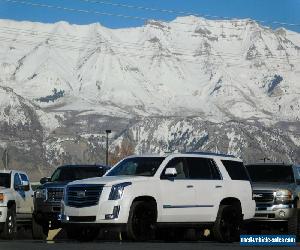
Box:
[222,160,250,181]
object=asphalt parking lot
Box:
[0,240,297,250]
[0,228,297,250]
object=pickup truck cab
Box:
[33,164,109,239]
[246,163,300,236]
[61,153,255,242]
[0,170,33,239]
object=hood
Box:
[0,186,10,193]
[252,182,296,191]
[68,176,152,187]
[42,181,69,189]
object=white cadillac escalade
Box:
[61,152,255,242]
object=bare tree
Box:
[109,138,135,165]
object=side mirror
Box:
[21,180,30,191]
[164,168,177,178]
[15,181,30,191]
[40,177,50,184]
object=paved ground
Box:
[0,240,297,250]
[2,227,296,250]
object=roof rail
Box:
[185,151,236,158]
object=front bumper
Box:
[0,206,8,223]
[253,204,295,221]
[34,199,62,225]
[61,197,131,225]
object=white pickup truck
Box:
[0,170,34,239]
[61,153,255,242]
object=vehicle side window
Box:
[14,173,22,190]
[222,160,250,181]
[297,167,300,177]
[20,174,29,182]
[164,157,188,179]
[185,157,221,180]
[296,167,300,185]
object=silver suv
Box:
[246,163,300,236]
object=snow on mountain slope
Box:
[0,16,299,122]
[111,117,300,164]
[0,86,59,132]
[0,17,299,178]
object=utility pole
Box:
[2,148,8,170]
[5,149,7,170]
[105,130,112,166]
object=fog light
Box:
[279,210,286,217]
[105,206,120,220]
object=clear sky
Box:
[0,0,300,32]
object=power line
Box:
[1,35,299,68]
[76,0,300,27]
[2,0,300,34]
[1,0,149,20]
[0,35,298,73]
[0,25,299,62]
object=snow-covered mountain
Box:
[0,17,299,179]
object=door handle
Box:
[215,185,222,188]
[186,185,194,188]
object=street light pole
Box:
[105,130,111,166]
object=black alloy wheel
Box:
[127,201,157,241]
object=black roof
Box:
[185,151,236,158]
[246,163,292,167]
[57,164,109,169]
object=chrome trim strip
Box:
[163,205,214,209]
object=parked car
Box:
[61,152,255,242]
[32,164,109,239]
[0,170,34,239]
[246,163,300,236]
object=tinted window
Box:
[107,157,165,177]
[50,166,107,182]
[186,157,221,180]
[20,174,29,182]
[222,160,250,181]
[246,165,294,183]
[163,157,188,179]
[14,173,21,190]
[0,173,11,188]
[297,167,300,177]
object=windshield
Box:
[50,166,106,182]
[0,173,11,188]
[107,157,165,177]
[246,165,294,183]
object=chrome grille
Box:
[66,184,104,208]
[47,188,64,202]
[253,190,274,203]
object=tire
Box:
[127,201,157,241]
[212,205,242,243]
[32,217,48,240]
[66,225,99,241]
[0,206,17,240]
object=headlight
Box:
[275,189,292,201]
[35,188,47,200]
[108,182,132,200]
[0,193,4,203]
